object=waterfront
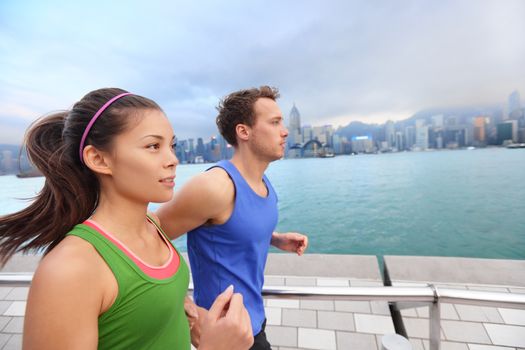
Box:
[1,147,524,259]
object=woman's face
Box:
[101,108,179,204]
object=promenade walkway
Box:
[0,253,524,350]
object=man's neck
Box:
[230,150,270,185]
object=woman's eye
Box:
[171,142,177,150]
[147,143,160,150]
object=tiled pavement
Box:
[262,276,394,350]
[1,254,524,349]
[385,256,525,350]
[0,286,26,349]
[393,281,525,350]
[0,279,397,350]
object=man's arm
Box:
[156,168,234,239]
[271,231,309,255]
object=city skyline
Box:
[0,90,520,146]
[1,0,524,145]
[160,90,525,164]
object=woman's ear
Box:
[83,145,112,175]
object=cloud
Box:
[1,0,524,144]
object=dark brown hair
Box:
[0,88,161,265]
[216,86,280,146]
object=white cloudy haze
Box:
[1,0,524,144]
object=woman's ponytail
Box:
[0,88,161,265]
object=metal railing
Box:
[2,273,525,350]
[259,285,525,350]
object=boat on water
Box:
[506,143,525,149]
[319,152,335,158]
[16,169,43,178]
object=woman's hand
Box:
[198,285,253,350]
[184,296,207,347]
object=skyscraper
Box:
[395,131,404,151]
[415,119,428,150]
[415,125,429,150]
[385,120,395,148]
[431,114,444,128]
[196,137,205,158]
[497,121,518,144]
[404,126,415,150]
[473,116,486,144]
[287,103,302,147]
[509,90,521,117]
[302,125,313,143]
[289,103,301,132]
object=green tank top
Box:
[66,219,191,350]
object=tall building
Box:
[519,128,525,143]
[351,136,374,153]
[332,134,343,154]
[443,127,467,148]
[176,140,188,163]
[415,125,429,150]
[302,125,313,143]
[217,134,229,160]
[473,116,486,144]
[395,131,404,151]
[209,136,221,162]
[431,114,444,128]
[415,119,425,128]
[312,125,334,145]
[509,90,521,117]
[507,120,518,142]
[497,121,518,144]
[384,120,395,148]
[196,138,205,158]
[288,103,302,146]
[404,126,415,150]
[312,126,326,144]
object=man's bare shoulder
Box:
[185,167,234,200]
[204,166,234,186]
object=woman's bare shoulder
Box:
[33,235,106,289]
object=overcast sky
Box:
[1,0,524,144]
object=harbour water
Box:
[1,147,524,259]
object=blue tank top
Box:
[187,160,278,335]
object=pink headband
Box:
[79,92,132,164]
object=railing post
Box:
[429,300,441,350]
[428,285,441,350]
[381,333,412,350]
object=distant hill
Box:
[335,121,381,139]
[403,104,503,126]
[336,104,503,140]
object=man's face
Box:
[248,98,289,162]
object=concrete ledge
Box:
[2,253,383,282]
[184,253,382,280]
[384,255,525,287]
[0,254,41,273]
[265,253,382,280]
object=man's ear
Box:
[83,145,113,175]
[235,124,250,143]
